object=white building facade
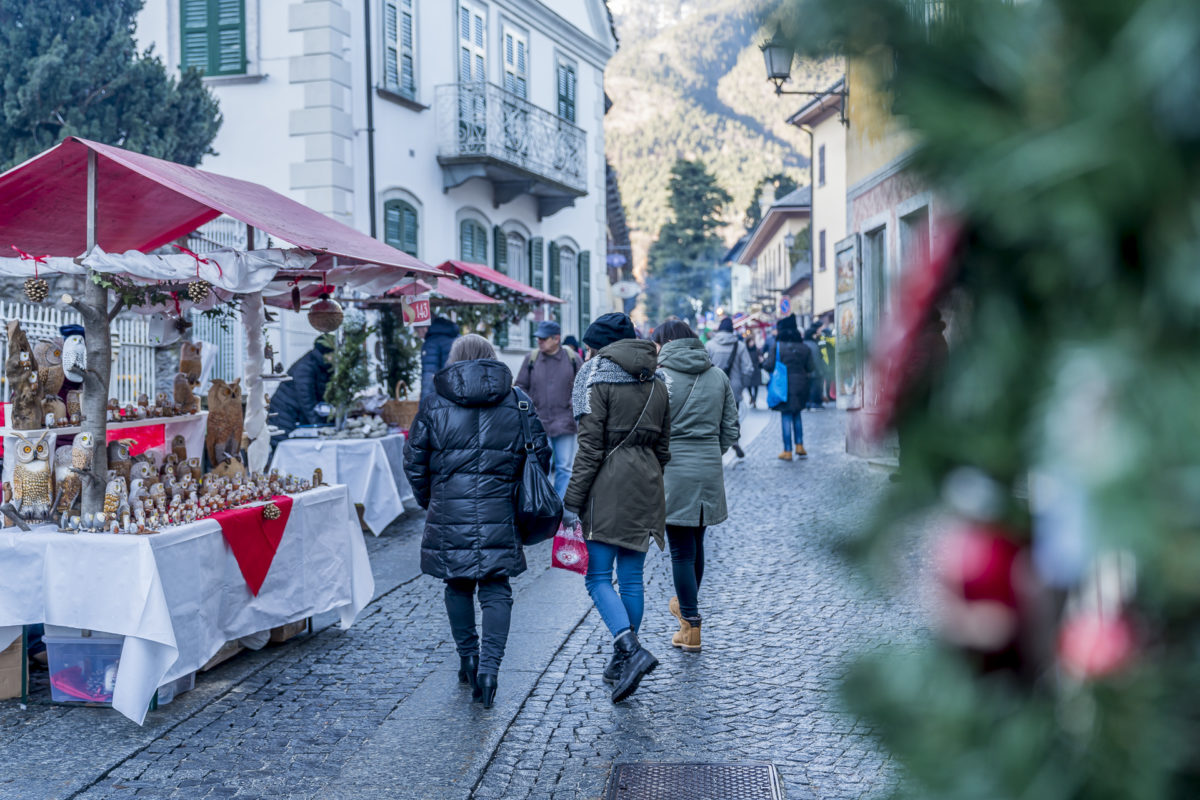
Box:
[135,0,617,366]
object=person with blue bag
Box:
[403,334,552,709]
[763,314,816,460]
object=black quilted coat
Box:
[403,358,552,581]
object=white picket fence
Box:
[0,300,156,406]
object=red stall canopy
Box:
[0,137,442,278]
[440,260,563,304]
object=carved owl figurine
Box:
[174,372,199,415]
[2,483,12,528]
[172,434,189,465]
[103,479,129,524]
[42,395,67,427]
[66,389,83,424]
[107,439,133,488]
[205,378,244,466]
[33,338,64,396]
[12,431,53,521]
[54,432,92,523]
[130,459,157,489]
[186,457,202,484]
[6,322,42,431]
[61,333,86,384]
[179,341,202,385]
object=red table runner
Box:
[211,496,294,596]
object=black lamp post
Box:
[760,26,850,100]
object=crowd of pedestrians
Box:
[403,310,823,709]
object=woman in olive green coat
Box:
[653,320,739,653]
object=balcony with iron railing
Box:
[436,82,588,219]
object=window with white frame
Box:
[384,0,416,99]
[458,1,486,82]
[503,25,528,98]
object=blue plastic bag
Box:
[767,343,788,409]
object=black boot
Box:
[474,673,498,709]
[602,647,628,684]
[611,630,658,703]
[458,654,478,690]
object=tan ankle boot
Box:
[672,616,702,652]
[795,444,807,457]
[778,451,793,461]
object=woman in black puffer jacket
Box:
[403,334,551,708]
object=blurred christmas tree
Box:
[773,0,1200,796]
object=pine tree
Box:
[645,158,733,322]
[774,0,1200,796]
[0,0,222,170]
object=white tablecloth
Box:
[0,484,374,724]
[269,435,414,535]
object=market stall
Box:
[0,137,441,719]
[270,435,411,535]
[0,483,371,724]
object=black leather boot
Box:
[458,654,479,691]
[602,647,628,684]
[475,673,498,709]
[611,630,658,703]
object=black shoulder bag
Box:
[513,389,563,546]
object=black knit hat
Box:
[583,312,637,350]
[717,316,734,333]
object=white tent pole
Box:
[243,224,269,474]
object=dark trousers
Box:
[666,525,707,619]
[444,577,512,675]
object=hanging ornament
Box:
[1058,612,1136,680]
[24,276,49,303]
[291,284,302,312]
[934,520,1026,654]
[307,292,344,333]
[187,280,211,304]
[13,246,50,303]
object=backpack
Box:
[529,346,580,373]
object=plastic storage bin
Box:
[44,635,123,704]
[155,672,195,706]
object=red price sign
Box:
[402,295,431,327]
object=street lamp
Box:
[760,27,796,91]
[784,232,796,249]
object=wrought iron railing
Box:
[436,82,587,194]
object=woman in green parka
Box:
[652,320,740,653]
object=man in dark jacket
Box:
[267,338,334,444]
[420,316,459,398]
[803,325,825,409]
[514,319,581,498]
[565,312,670,703]
[763,314,815,459]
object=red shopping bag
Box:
[551,521,589,575]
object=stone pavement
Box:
[0,408,926,800]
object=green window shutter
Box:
[557,63,576,122]
[384,0,399,88]
[493,226,507,274]
[548,243,561,323]
[460,220,487,263]
[460,220,472,261]
[180,0,245,75]
[529,237,544,346]
[180,0,210,71]
[384,200,419,257]
[400,0,415,96]
[578,251,591,331]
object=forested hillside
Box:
[605,0,840,264]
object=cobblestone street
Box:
[0,409,927,800]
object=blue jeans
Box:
[781,412,804,450]
[584,541,647,636]
[549,434,577,499]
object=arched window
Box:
[383,199,419,256]
[460,219,488,263]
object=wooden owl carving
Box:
[186,457,202,484]
[172,434,188,464]
[66,389,83,424]
[107,439,133,488]
[130,460,157,487]
[1,483,11,528]
[6,321,42,430]
[179,341,202,385]
[174,373,198,414]
[42,395,67,427]
[33,338,64,396]
[205,378,244,465]
[12,431,53,521]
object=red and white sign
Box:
[401,295,431,327]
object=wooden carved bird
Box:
[107,439,133,488]
[53,432,94,526]
[12,431,53,522]
[171,434,189,465]
[179,341,202,385]
[205,378,244,466]
[33,338,64,396]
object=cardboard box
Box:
[200,640,244,672]
[0,635,27,701]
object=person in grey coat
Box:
[654,320,739,654]
[403,334,551,709]
[705,316,752,457]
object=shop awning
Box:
[384,277,501,305]
[440,260,563,304]
[0,137,443,278]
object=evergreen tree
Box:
[744,172,798,231]
[0,0,222,170]
[645,158,732,322]
[778,0,1200,796]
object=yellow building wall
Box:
[846,50,916,188]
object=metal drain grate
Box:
[604,762,785,800]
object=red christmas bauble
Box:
[935,521,1025,652]
[1058,613,1135,680]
